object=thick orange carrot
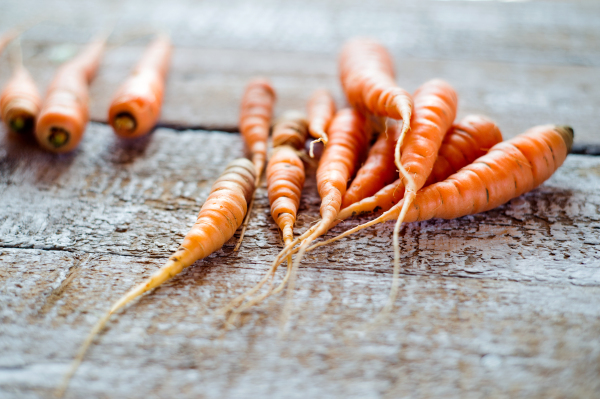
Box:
[57,158,256,397]
[339,38,413,190]
[339,114,502,219]
[306,88,336,156]
[218,112,308,319]
[310,125,572,318]
[341,122,399,208]
[108,35,171,138]
[234,78,276,251]
[35,35,106,152]
[0,42,41,135]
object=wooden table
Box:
[1,1,599,398]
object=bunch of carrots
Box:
[2,31,569,396]
[0,28,172,151]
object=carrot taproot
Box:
[218,112,308,320]
[341,120,399,208]
[108,34,171,138]
[339,38,413,195]
[310,125,573,318]
[307,88,336,157]
[35,34,107,152]
[338,114,502,219]
[234,78,276,251]
[57,158,256,397]
[0,39,41,135]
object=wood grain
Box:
[0,124,599,398]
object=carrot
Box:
[339,114,502,219]
[339,38,413,196]
[277,108,369,327]
[57,158,256,397]
[108,34,171,138]
[218,112,308,321]
[35,34,106,152]
[234,78,276,251]
[306,88,336,157]
[341,120,399,208]
[310,125,573,318]
[0,39,41,135]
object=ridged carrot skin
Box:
[109,35,172,138]
[267,146,306,247]
[341,124,398,208]
[339,38,413,146]
[35,36,106,152]
[0,67,41,135]
[395,125,572,224]
[239,78,276,178]
[339,79,457,215]
[59,158,256,397]
[424,114,503,186]
[339,114,502,219]
[272,111,309,150]
[307,89,336,147]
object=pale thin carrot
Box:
[234,78,276,251]
[57,158,256,397]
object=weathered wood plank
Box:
[1,249,599,398]
[0,124,599,397]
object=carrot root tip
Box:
[114,113,137,135]
[48,127,70,148]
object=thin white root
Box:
[309,137,324,158]
[234,194,255,252]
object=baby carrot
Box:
[311,125,573,317]
[339,114,503,219]
[0,40,41,135]
[108,34,171,138]
[306,89,336,156]
[234,78,276,251]
[339,38,413,189]
[57,158,256,397]
[35,34,106,152]
[341,121,399,208]
[219,112,308,320]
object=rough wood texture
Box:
[0,0,599,143]
[1,1,600,397]
[1,124,599,398]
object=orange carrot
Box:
[239,78,276,178]
[339,38,413,192]
[272,110,309,149]
[234,78,276,251]
[310,125,573,318]
[339,114,502,219]
[219,112,308,320]
[278,108,369,327]
[306,88,336,156]
[108,35,171,138]
[341,121,399,208]
[57,158,256,397]
[35,34,106,152]
[0,40,41,135]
